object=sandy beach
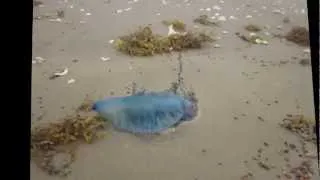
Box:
[31,0,319,179]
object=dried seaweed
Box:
[280,114,316,144]
[31,99,108,177]
[115,26,214,56]
[235,32,268,45]
[244,24,262,32]
[162,19,186,32]
[285,26,309,46]
[193,15,218,26]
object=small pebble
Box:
[116,9,123,14]
[72,59,79,63]
[67,79,75,84]
[85,12,91,16]
[217,16,226,21]
[80,9,85,12]
[222,30,229,34]
[100,57,111,61]
[213,44,221,48]
[303,49,310,54]
[257,116,264,121]
[212,5,221,10]
[246,15,252,19]
[206,8,211,11]
[109,40,114,44]
[228,15,237,20]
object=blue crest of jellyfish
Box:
[92,91,198,134]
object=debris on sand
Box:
[49,68,69,80]
[193,15,218,26]
[283,17,290,23]
[235,32,268,45]
[240,172,254,180]
[114,25,214,56]
[285,26,309,46]
[57,10,65,18]
[281,160,315,180]
[32,56,46,64]
[280,114,316,143]
[31,99,108,177]
[299,58,310,66]
[162,19,186,32]
[257,161,272,171]
[76,98,94,112]
[244,24,262,32]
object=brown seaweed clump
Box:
[31,99,108,177]
[31,115,106,151]
[235,32,268,45]
[280,114,316,143]
[193,15,218,26]
[285,26,309,46]
[115,26,214,56]
[244,24,262,32]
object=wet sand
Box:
[32,0,319,179]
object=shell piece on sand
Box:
[93,91,197,134]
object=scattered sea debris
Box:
[299,59,310,66]
[32,56,46,64]
[217,16,227,21]
[244,24,262,32]
[31,99,107,177]
[49,68,69,80]
[283,17,290,23]
[193,15,218,26]
[280,114,316,143]
[57,10,65,18]
[100,57,111,62]
[235,32,268,45]
[281,160,315,180]
[162,19,186,32]
[240,172,254,180]
[67,79,76,84]
[285,26,309,46]
[114,25,214,56]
